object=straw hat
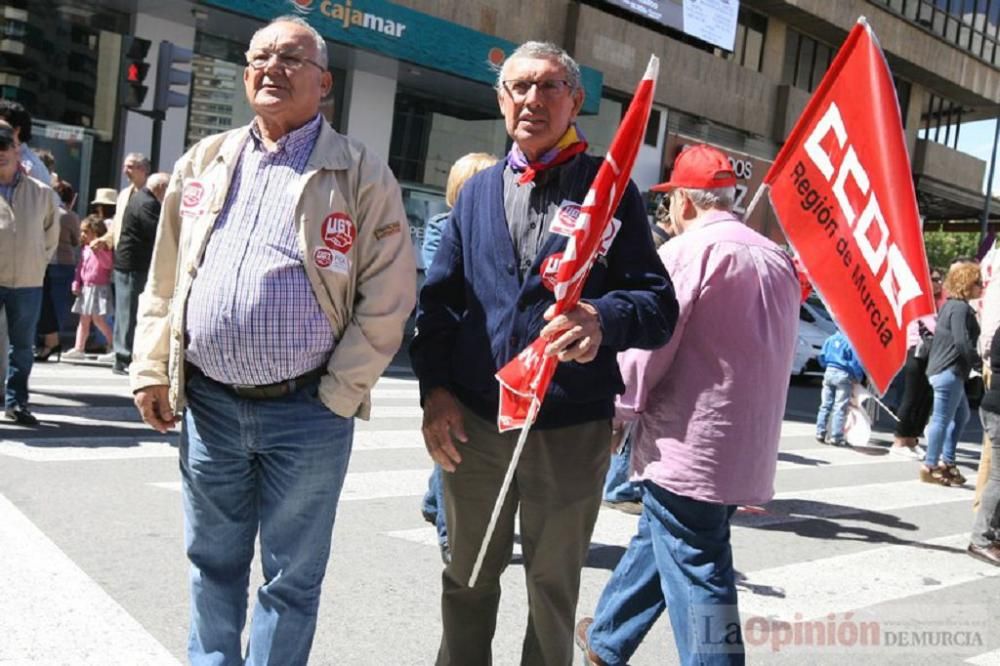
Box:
[90,187,118,207]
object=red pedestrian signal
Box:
[120,36,152,109]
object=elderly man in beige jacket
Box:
[130,15,414,665]
[0,120,58,426]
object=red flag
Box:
[495,55,660,432]
[762,18,933,393]
[791,255,813,305]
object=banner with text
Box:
[762,19,934,393]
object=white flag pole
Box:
[741,182,770,222]
[468,396,541,587]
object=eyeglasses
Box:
[0,138,13,151]
[930,275,942,282]
[246,49,325,73]
[501,79,573,100]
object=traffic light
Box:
[153,41,192,114]
[121,36,152,109]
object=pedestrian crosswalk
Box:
[0,493,180,666]
[1,361,998,665]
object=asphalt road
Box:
[1,359,998,665]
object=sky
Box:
[955,118,1000,196]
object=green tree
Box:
[922,230,981,270]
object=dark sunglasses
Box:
[0,138,13,151]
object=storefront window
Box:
[387,74,507,191]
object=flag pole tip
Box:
[857,15,869,26]
[643,54,660,80]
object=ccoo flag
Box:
[495,54,660,432]
[761,18,934,393]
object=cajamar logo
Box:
[318,0,407,37]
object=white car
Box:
[791,297,837,376]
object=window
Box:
[718,8,768,71]
[645,108,661,147]
[893,76,912,127]
[919,92,966,148]
[872,0,1000,67]
[785,29,834,92]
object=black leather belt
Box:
[189,364,325,400]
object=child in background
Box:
[62,215,114,360]
[815,329,866,446]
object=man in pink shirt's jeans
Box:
[576,145,800,666]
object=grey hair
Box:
[252,15,328,67]
[125,152,151,173]
[494,41,582,92]
[146,172,170,191]
[678,186,737,211]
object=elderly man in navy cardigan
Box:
[411,41,678,666]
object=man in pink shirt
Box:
[575,145,800,666]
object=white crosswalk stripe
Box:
[3,361,997,664]
[967,648,1000,664]
[739,533,1000,621]
[0,492,180,665]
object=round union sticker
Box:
[313,247,333,269]
[322,213,356,252]
[182,182,204,208]
[559,203,581,229]
[539,252,563,292]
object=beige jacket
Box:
[129,121,416,419]
[0,173,59,288]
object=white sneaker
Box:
[62,348,87,361]
[889,445,922,459]
[95,351,115,364]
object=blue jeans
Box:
[588,482,743,666]
[113,269,147,366]
[421,464,448,545]
[925,367,970,466]
[604,435,642,503]
[816,367,853,441]
[181,372,354,666]
[0,286,43,409]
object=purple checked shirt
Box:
[617,211,800,505]
[185,114,336,385]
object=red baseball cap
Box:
[651,144,737,192]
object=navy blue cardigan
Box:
[410,155,678,429]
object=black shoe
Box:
[112,363,130,376]
[34,344,62,362]
[4,407,39,426]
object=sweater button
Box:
[506,263,515,275]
